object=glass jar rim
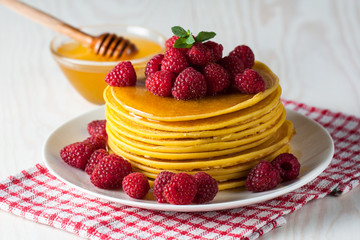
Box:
[49,24,167,67]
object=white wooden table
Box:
[0,0,359,239]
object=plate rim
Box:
[42,106,334,212]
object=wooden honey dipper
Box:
[0,0,138,59]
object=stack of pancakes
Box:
[104,61,295,190]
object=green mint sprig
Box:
[171,26,216,49]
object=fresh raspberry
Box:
[217,55,245,80]
[145,54,164,77]
[172,67,207,100]
[161,48,189,74]
[229,45,255,69]
[203,63,230,95]
[60,141,94,170]
[154,171,175,203]
[87,120,107,138]
[145,70,175,97]
[84,135,107,150]
[163,173,198,205]
[185,43,212,66]
[234,69,265,94]
[272,153,301,181]
[122,172,150,199]
[85,149,108,175]
[105,61,137,87]
[192,172,218,204]
[90,154,132,189]
[246,161,281,192]
[165,35,179,49]
[203,41,223,62]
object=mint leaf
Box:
[173,38,192,48]
[171,26,217,48]
[185,35,195,45]
[195,31,216,42]
[171,26,188,38]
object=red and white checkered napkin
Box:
[1,101,360,240]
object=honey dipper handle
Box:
[0,0,93,46]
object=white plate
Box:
[43,107,334,212]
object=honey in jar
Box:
[50,25,166,105]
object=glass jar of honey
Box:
[50,24,166,105]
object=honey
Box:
[53,36,164,105]
[57,37,162,62]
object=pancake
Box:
[106,108,286,155]
[131,144,291,191]
[104,85,282,132]
[105,98,283,140]
[106,105,285,148]
[123,144,290,177]
[109,61,279,121]
[104,61,295,191]
[107,120,294,170]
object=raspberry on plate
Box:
[85,135,107,150]
[203,41,223,62]
[145,70,175,97]
[122,172,150,199]
[163,173,198,205]
[203,63,230,95]
[145,54,164,78]
[87,120,107,138]
[217,55,245,80]
[229,45,255,69]
[161,48,189,74]
[172,67,207,100]
[272,153,301,181]
[60,141,94,170]
[105,61,137,87]
[154,171,175,203]
[185,42,212,66]
[192,172,218,204]
[234,69,265,94]
[85,148,108,175]
[246,161,281,192]
[90,154,132,189]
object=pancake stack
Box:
[104,61,295,190]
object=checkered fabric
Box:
[0,100,359,240]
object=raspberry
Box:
[272,153,301,181]
[90,154,132,189]
[154,171,175,203]
[246,161,281,192]
[145,70,175,97]
[105,61,137,87]
[203,63,230,95]
[163,173,198,205]
[122,172,150,199]
[185,43,212,66]
[234,69,265,94]
[85,135,107,150]
[161,48,189,74]
[172,67,207,100]
[229,45,255,69]
[203,41,223,62]
[145,54,164,78]
[60,141,94,170]
[87,120,107,138]
[165,35,179,49]
[85,149,108,175]
[217,55,245,80]
[192,172,218,204]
